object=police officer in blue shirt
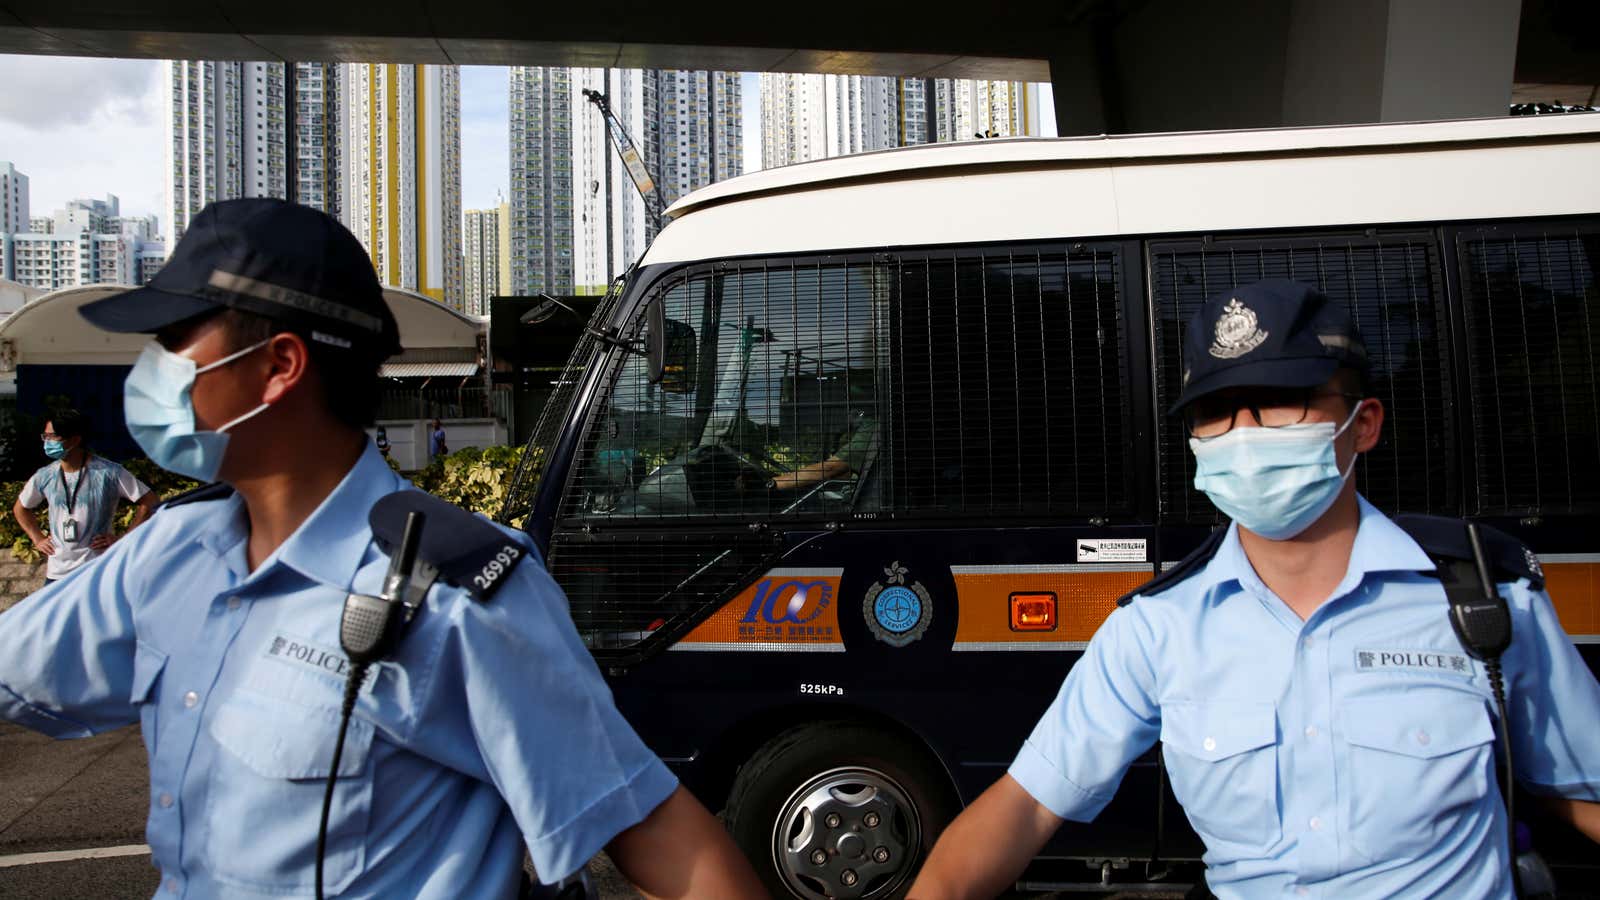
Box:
[910,280,1600,899]
[0,199,766,899]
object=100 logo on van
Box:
[674,568,844,648]
[741,578,834,625]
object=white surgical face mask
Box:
[1189,400,1363,540]
[123,338,272,481]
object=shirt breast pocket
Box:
[1160,701,1281,854]
[204,689,375,895]
[1342,692,1494,862]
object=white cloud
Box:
[0,55,165,222]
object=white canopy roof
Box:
[0,284,484,370]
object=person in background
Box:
[429,418,448,459]
[375,425,391,459]
[12,408,160,585]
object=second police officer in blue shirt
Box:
[910,280,1600,899]
[0,199,767,899]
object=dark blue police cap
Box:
[1171,279,1367,413]
[79,198,401,357]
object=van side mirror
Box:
[647,296,666,383]
[645,298,697,394]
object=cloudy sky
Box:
[0,55,167,220]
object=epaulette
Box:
[368,490,527,602]
[1392,514,1545,591]
[1116,526,1229,607]
[157,481,236,510]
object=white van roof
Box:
[646,114,1600,266]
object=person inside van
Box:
[769,407,879,493]
[908,280,1600,899]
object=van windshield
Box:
[565,262,890,520]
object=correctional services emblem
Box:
[863,561,932,647]
[1209,298,1269,359]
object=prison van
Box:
[502,113,1600,897]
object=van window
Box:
[565,242,1131,524]
[564,260,888,521]
[1151,232,1456,523]
[1457,220,1600,515]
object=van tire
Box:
[725,720,958,900]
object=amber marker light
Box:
[1009,592,1058,632]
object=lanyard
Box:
[60,461,84,516]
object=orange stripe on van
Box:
[952,569,1151,645]
[1542,562,1599,638]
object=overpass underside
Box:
[1,0,1595,134]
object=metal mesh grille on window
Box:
[1457,224,1600,515]
[1150,234,1454,524]
[886,245,1128,516]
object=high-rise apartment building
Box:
[571,67,648,295]
[113,214,161,241]
[932,79,1044,142]
[166,61,288,246]
[509,66,575,296]
[137,243,167,285]
[462,197,511,315]
[341,63,463,309]
[511,67,738,296]
[54,195,118,237]
[0,194,160,291]
[0,162,28,234]
[0,231,135,291]
[291,63,342,218]
[763,74,910,167]
[640,70,741,211]
[763,75,1046,166]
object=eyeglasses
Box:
[40,433,61,441]
[1185,388,1363,440]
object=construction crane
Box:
[581,88,666,234]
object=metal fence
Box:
[376,383,509,422]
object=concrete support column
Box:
[1283,0,1521,125]
[1049,0,1520,135]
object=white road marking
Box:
[0,843,150,868]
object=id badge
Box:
[60,518,78,542]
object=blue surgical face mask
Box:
[1189,401,1364,540]
[123,338,272,481]
[43,439,67,460]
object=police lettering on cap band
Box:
[204,270,386,336]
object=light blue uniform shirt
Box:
[1010,497,1600,899]
[0,444,677,898]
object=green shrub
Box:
[413,445,539,528]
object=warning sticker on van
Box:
[1076,539,1147,563]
